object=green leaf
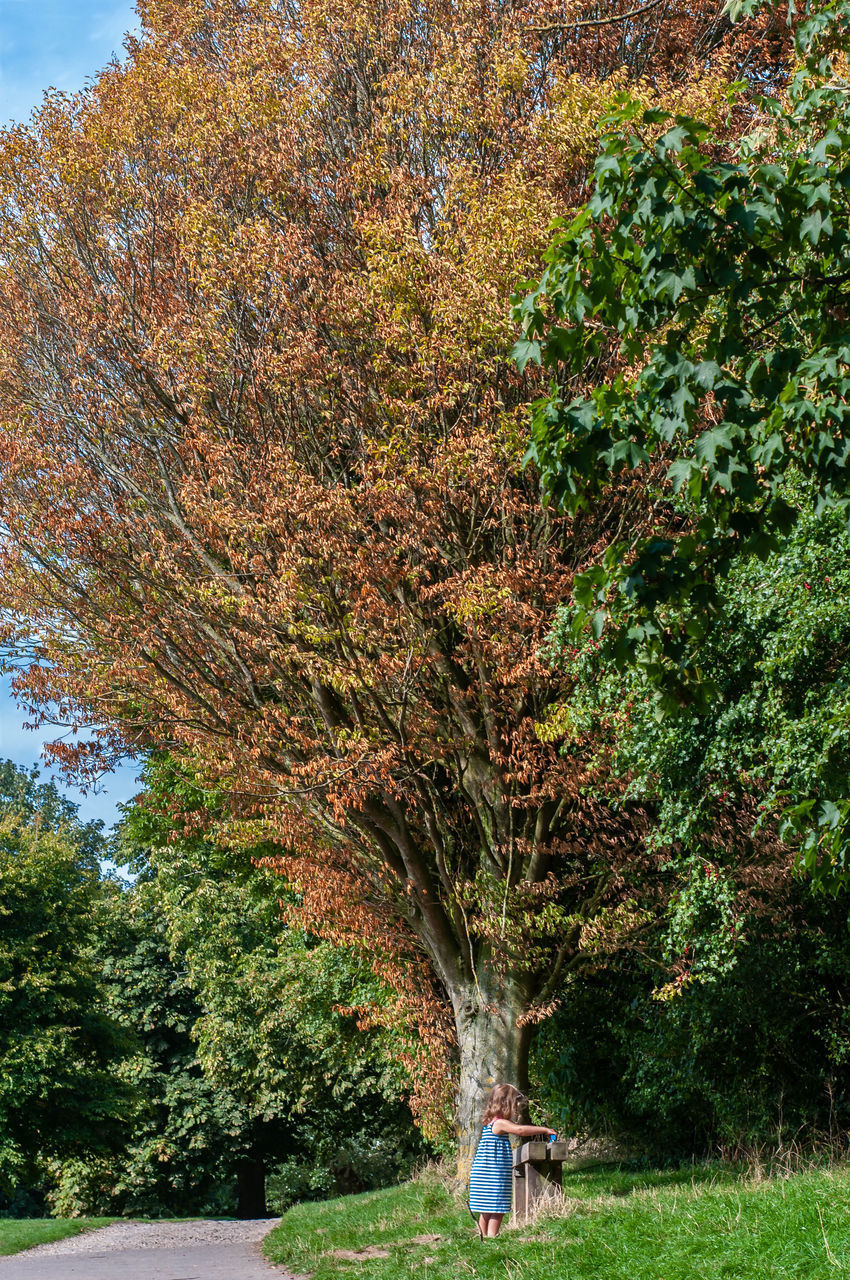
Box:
[800,209,824,244]
[695,426,735,465]
[511,338,541,372]
[667,458,699,491]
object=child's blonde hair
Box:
[482,1083,525,1125]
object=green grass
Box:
[263,1162,850,1279]
[0,1218,115,1256]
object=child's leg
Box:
[479,1213,504,1237]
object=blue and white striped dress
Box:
[469,1123,512,1213]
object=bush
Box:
[533,888,850,1159]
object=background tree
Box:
[53,839,424,1218]
[106,758,427,1214]
[53,879,263,1218]
[0,757,425,1216]
[533,882,850,1157]
[531,496,850,1153]
[0,0,785,1153]
[0,764,131,1198]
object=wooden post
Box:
[512,1141,568,1225]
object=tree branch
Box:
[530,0,667,33]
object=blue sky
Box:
[1,0,139,125]
[0,674,142,829]
[0,1,142,828]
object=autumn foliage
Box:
[0,0,789,1147]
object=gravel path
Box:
[0,1219,296,1280]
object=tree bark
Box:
[450,969,533,1174]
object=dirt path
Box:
[0,1219,295,1280]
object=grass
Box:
[263,1161,850,1279]
[0,1218,115,1256]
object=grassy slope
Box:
[263,1163,850,1279]
[0,1219,114,1256]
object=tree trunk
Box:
[450,972,533,1175]
[236,1154,268,1218]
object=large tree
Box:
[0,0,782,1153]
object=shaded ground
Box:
[0,1219,291,1280]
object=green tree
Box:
[530,498,850,1151]
[544,495,850,875]
[0,762,104,859]
[119,760,414,1131]
[516,0,850,709]
[53,880,257,1217]
[54,761,428,1216]
[0,764,130,1194]
[533,886,850,1156]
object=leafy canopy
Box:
[0,0,757,1147]
[116,758,421,1132]
[516,0,850,707]
[545,491,850,886]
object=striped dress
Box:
[469,1123,512,1213]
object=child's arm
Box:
[491,1120,557,1138]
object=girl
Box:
[468,1083,557,1237]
